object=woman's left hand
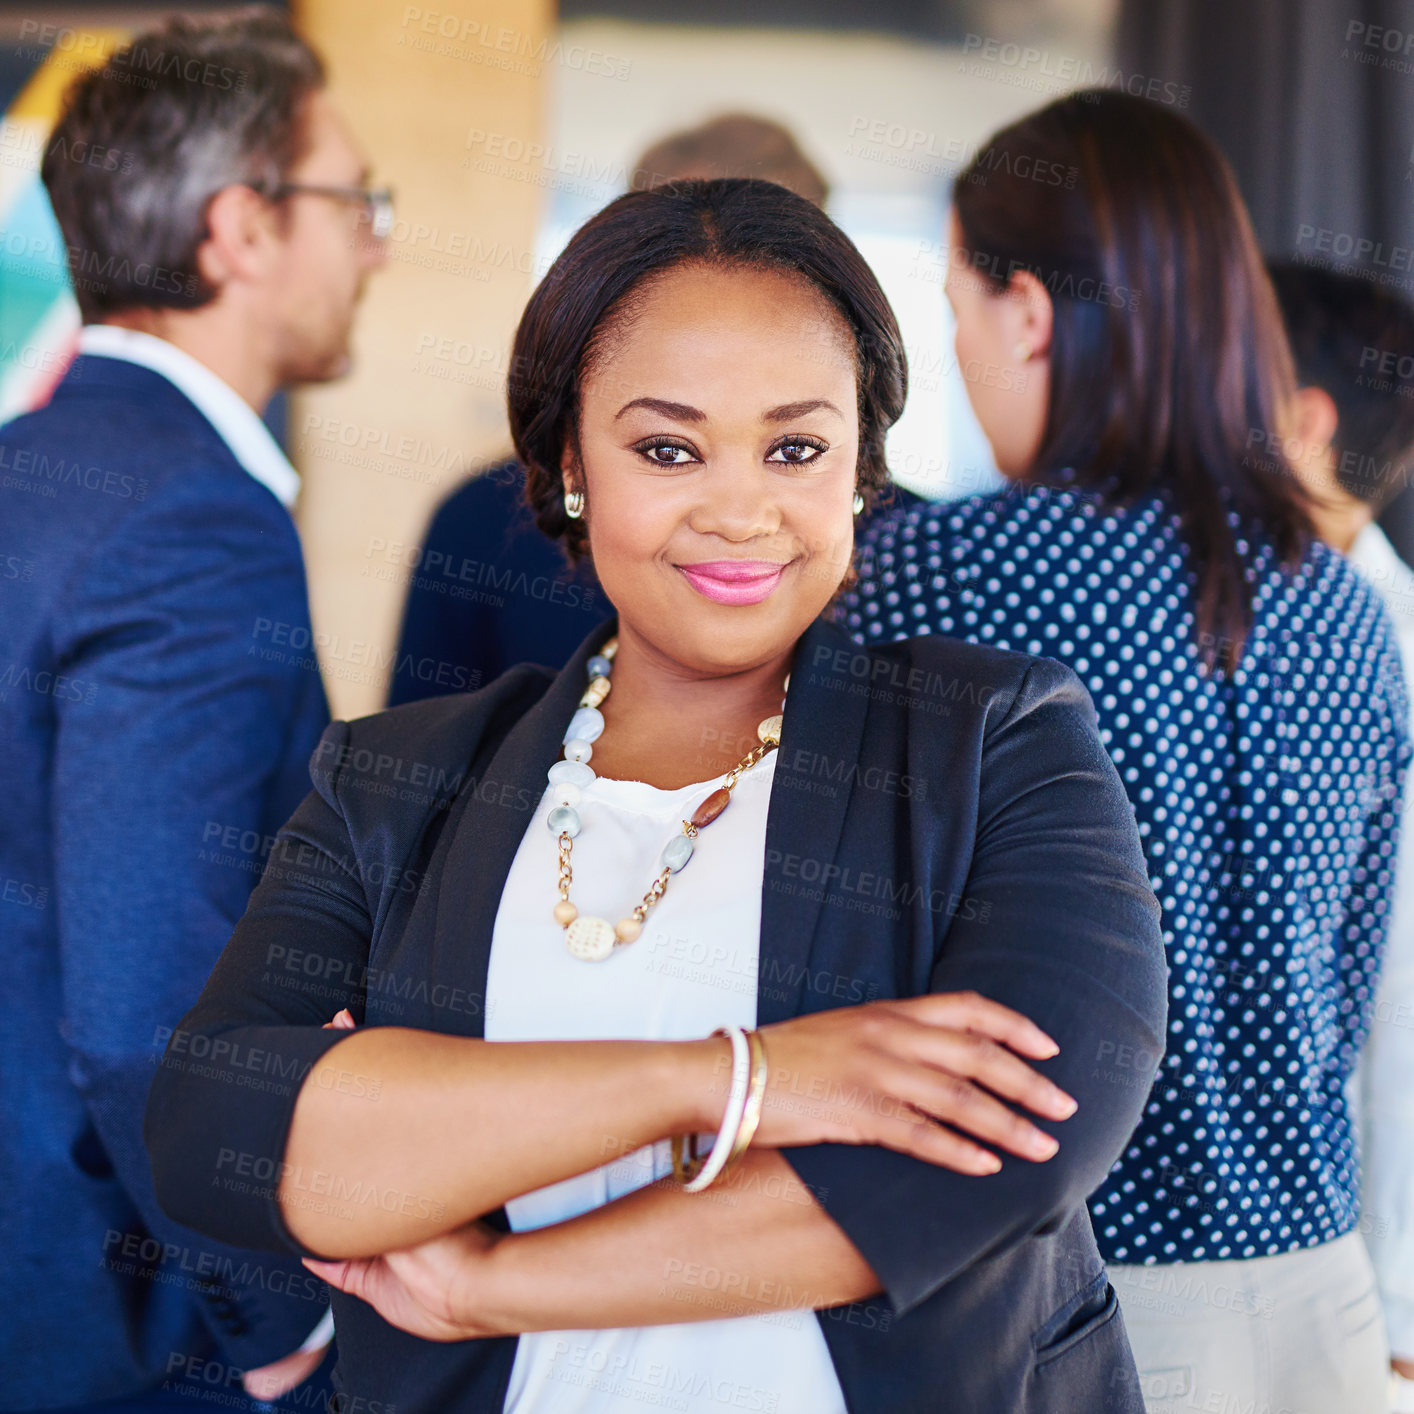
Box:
[303,1223,506,1341]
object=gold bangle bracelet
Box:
[672,1027,748,1190]
[671,1131,706,1184]
[721,1028,768,1176]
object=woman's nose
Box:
[687,458,781,539]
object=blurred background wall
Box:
[292,0,551,714]
[2,0,1412,715]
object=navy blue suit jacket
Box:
[1,355,331,1407]
[147,614,1167,1413]
[386,462,922,703]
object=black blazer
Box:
[146,614,1168,1414]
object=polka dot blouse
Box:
[844,484,1411,1264]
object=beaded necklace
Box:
[545,637,788,961]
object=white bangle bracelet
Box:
[681,1025,751,1193]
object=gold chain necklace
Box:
[544,637,787,962]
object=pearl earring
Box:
[1014,341,1032,362]
[852,491,865,515]
[564,489,585,520]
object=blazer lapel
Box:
[756,616,872,1025]
[431,618,619,1036]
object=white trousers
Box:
[1107,1233,1391,1414]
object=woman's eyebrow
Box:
[762,399,844,423]
[614,396,705,422]
[613,396,845,423]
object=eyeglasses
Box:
[259,182,396,240]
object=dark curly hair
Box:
[507,178,908,563]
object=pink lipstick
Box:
[677,559,790,606]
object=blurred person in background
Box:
[387,112,917,706]
[1268,261,1414,1403]
[1267,262,1414,628]
[631,111,829,203]
[0,9,386,1409]
[846,90,1409,1413]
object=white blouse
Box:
[484,749,848,1414]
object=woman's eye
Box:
[637,442,697,466]
[768,440,827,465]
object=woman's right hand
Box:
[750,992,1077,1175]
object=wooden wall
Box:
[291,0,553,716]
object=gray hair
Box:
[41,7,324,321]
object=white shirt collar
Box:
[77,324,301,509]
[1348,520,1414,652]
[1350,520,1402,581]
[1347,522,1414,615]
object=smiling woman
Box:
[144,178,1168,1414]
[565,262,860,677]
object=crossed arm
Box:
[143,753,905,1326]
[147,659,1167,1332]
[304,1144,878,1340]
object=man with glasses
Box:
[257,178,396,243]
[0,10,386,1410]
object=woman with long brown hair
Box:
[848,89,1410,1411]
